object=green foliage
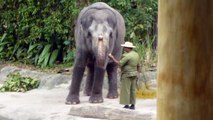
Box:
[135,35,157,69]
[0,0,158,68]
[0,0,78,67]
[107,0,158,68]
[0,72,39,92]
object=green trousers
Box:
[119,76,137,105]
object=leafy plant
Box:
[0,72,40,92]
[0,33,7,59]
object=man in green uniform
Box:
[108,41,140,110]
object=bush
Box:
[0,0,79,67]
[0,72,39,92]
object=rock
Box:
[0,66,21,84]
[0,115,11,120]
[138,71,157,89]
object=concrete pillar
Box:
[157,0,213,120]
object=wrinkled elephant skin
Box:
[66,2,125,104]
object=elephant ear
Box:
[80,8,95,31]
[106,11,117,29]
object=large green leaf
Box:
[49,49,59,66]
[11,43,20,58]
[27,43,40,53]
[0,33,7,42]
[38,44,51,65]
[41,52,50,68]
[0,41,9,46]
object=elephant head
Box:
[80,9,117,68]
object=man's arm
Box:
[108,53,119,64]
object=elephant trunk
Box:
[95,35,108,68]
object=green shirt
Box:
[119,50,140,77]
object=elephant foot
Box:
[107,91,118,99]
[65,95,80,105]
[89,95,103,103]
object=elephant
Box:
[66,2,125,104]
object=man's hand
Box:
[108,53,119,64]
[108,53,114,59]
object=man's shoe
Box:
[129,104,135,110]
[123,105,129,109]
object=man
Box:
[108,41,140,110]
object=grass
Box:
[134,36,157,71]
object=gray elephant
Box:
[66,2,125,104]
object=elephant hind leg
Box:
[106,63,119,99]
[89,67,105,103]
[84,63,95,96]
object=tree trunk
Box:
[157,0,213,120]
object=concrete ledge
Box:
[69,104,152,120]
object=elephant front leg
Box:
[66,66,85,105]
[89,67,105,103]
[106,63,118,98]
